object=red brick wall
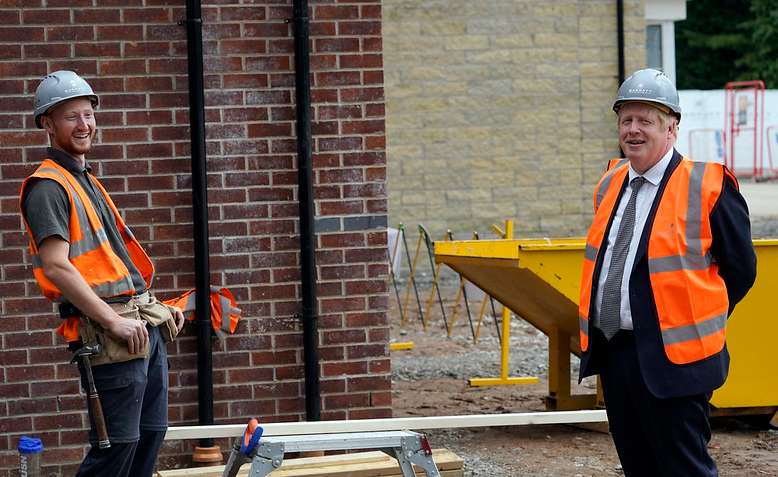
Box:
[0,1,389,474]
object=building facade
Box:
[384,0,651,238]
[0,1,390,474]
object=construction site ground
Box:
[388,181,778,476]
[389,283,778,477]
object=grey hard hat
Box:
[34,70,99,129]
[613,68,681,121]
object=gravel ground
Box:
[751,216,778,238]
[387,218,778,475]
[389,248,778,476]
[392,319,551,382]
[390,314,778,476]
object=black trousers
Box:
[75,326,168,477]
[598,329,718,477]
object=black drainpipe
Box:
[616,0,625,84]
[292,0,321,421]
[617,0,626,158]
[183,0,215,449]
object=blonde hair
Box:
[617,102,678,133]
[656,109,679,134]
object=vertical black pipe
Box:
[184,0,214,448]
[617,0,626,158]
[292,0,321,421]
[616,0,625,84]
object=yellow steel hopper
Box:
[434,237,778,416]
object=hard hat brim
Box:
[35,94,99,129]
[613,98,681,120]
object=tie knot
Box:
[631,176,646,191]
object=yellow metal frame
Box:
[422,231,448,330]
[466,221,539,388]
[389,341,414,351]
[469,303,540,387]
[448,274,467,338]
[473,295,488,343]
[436,232,778,412]
[400,227,426,330]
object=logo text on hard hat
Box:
[628,88,653,94]
[62,79,83,95]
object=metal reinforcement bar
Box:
[164,410,607,441]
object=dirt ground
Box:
[389,306,778,476]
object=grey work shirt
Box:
[22,147,147,299]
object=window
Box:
[646,24,663,70]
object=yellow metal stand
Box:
[389,341,415,351]
[421,229,449,332]
[469,304,539,387]
[437,230,778,413]
[473,292,488,343]
[447,276,465,337]
[468,220,539,387]
[545,325,598,410]
[400,224,426,329]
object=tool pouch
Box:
[78,300,149,367]
[78,293,180,366]
[138,294,180,343]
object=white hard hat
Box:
[34,70,99,129]
[613,68,681,122]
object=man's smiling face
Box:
[617,102,676,174]
[41,97,96,160]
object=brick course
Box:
[0,1,388,474]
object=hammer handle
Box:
[88,391,111,449]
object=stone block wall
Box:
[384,0,646,238]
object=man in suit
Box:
[578,68,757,476]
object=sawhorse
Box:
[232,430,440,477]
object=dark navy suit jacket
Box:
[579,150,757,399]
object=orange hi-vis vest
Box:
[20,159,154,341]
[163,287,241,338]
[579,157,734,365]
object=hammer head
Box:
[70,342,102,363]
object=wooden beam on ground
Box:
[164,410,607,441]
[156,449,463,477]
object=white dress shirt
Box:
[595,148,674,331]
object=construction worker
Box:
[19,70,185,476]
[578,68,757,476]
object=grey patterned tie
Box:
[599,176,646,340]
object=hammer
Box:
[71,343,110,449]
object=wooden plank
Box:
[165,410,608,441]
[156,449,462,477]
[156,450,462,476]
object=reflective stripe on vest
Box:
[20,159,154,328]
[646,160,729,364]
[579,157,730,365]
[27,169,136,300]
[594,158,629,210]
[163,286,242,339]
[578,159,630,351]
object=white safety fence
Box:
[677,89,778,175]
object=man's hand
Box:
[104,313,149,355]
[166,304,186,332]
[38,236,149,354]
